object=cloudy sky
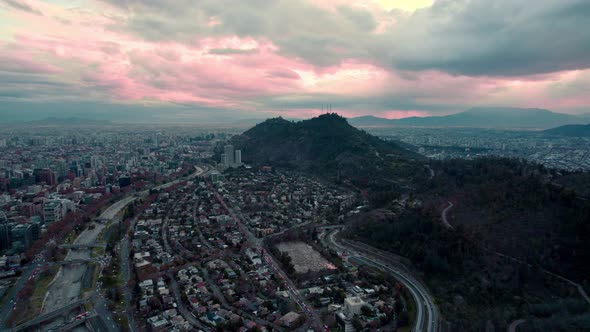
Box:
[1,0,589,122]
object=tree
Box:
[352,317,363,331]
[397,311,409,327]
[361,305,373,317]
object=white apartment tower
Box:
[224,145,235,167]
[235,149,242,165]
[222,145,243,168]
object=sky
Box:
[0,0,589,122]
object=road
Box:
[167,272,209,331]
[426,165,435,180]
[39,196,135,331]
[5,168,206,331]
[12,297,89,331]
[144,164,209,193]
[327,230,439,332]
[164,191,280,331]
[210,185,322,330]
[0,260,41,329]
[120,234,137,332]
[93,291,120,332]
[441,201,454,229]
[508,319,526,332]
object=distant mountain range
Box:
[21,117,114,126]
[544,123,590,137]
[230,113,421,178]
[349,107,590,129]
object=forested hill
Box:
[544,123,590,137]
[345,158,590,331]
[230,113,422,179]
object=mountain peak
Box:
[230,113,420,178]
[349,107,586,129]
[311,113,348,123]
[464,107,552,115]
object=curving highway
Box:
[327,230,439,332]
[441,201,454,229]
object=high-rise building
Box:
[221,145,243,168]
[224,145,235,167]
[0,223,10,250]
[155,133,161,147]
[235,150,242,165]
[30,216,42,240]
[11,224,33,251]
[90,156,100,170]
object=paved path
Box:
[441,201,454,229]
[507,319,526,332]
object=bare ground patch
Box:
[276,241,336,274]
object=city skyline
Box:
[1,0,589,122]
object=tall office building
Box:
[221,145,243,168]
[90,156,100,170]
[224,145,235,167]
[0,223,10,250]
[235,150,242,165]
[11,224,33,251]
[155,133,161,147]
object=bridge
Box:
[13,297,91,331]
[58,243,106,250]
[59,311,98,331]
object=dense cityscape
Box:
[367,127,590,171]
[1,1,589,331]
[0,125,424,332]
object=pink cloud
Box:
[0,53,62,74]
[266,68,301,80]
[1,0,589,117]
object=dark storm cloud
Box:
[100,0,590,77]
[99,0,380,67]
[388,0,590,76]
